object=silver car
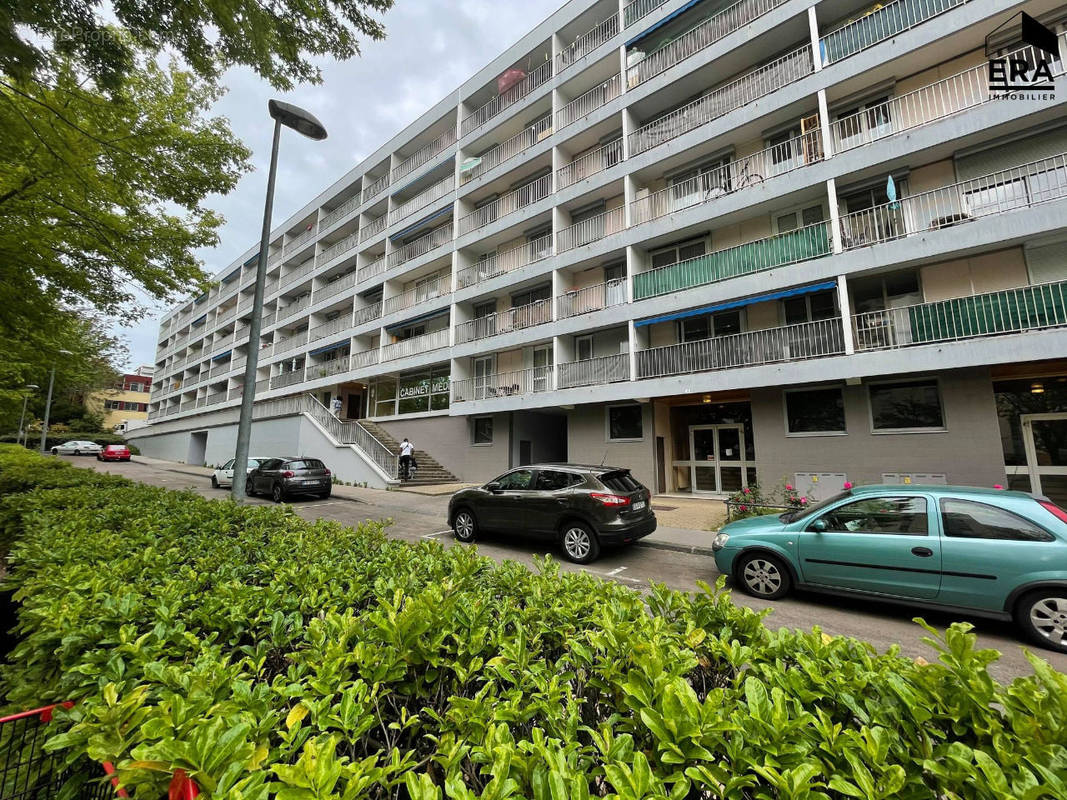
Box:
[51,440,103,456]
[211,457,268,489]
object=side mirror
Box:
[810,518,828,533]
[486,481,501,492]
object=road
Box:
[69,456,1067,682]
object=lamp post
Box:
[232,100,327,501]
[40,349,73,454]
[17,384,39,446]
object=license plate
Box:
[632,500,646,510]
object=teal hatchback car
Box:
[712,485,1067,652]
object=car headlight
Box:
[712,533,730,552]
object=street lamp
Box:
[17,384,39,446]
[231,100,327,501]
[40,350,73,454]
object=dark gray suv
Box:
[246,457,332,502]
[448,464,656,563]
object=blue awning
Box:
[309,339,351,357]
[385,307,449,332]
[194,293,208,304]
[222,268,241,283]
[389,204,453,242]
[624,0,704,47]
[191,314,207,326]
[634,281,837,327]
[242,253,259,267]
[390,156,455,199]
[212,349,232,362]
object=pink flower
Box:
[738,504,747,511]
[993,484,1004,490]
[742,488,750,494]
[785,484,793,491]
[800,497,808,504]
[843,481,853,489]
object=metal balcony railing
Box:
[557,14,620,73]
[628,46,812,156]
[360,215,387,242]
[392,128,458,183]
[260,311,276,328]
[216,306,237,324]
[316,270,359,302]
[206,392,228,406]
[352,349,380,368]
[557,75,621,130]
[310,315,353,341]
[277,294,312,321]
[285,259,316,284]
[271,369,306,389]
[631,130,823,224]
[461,59,553,138]
[389,175,455,226]
[273,331,308,355]
[230,359,246,374]
[853,280,1067,352]
[557,206,625,252]
[381,328,450,361]
[461,117,553,183]
[265,277,280,296]
[268,251,284,267]
[455,298,553,343]
[623,0,667,26]
[285,224,318,254]
[557,138,623,189]
[558,353,630,389]
[633,221,831,300]
[387,222,453,268]
[320,195,361,230]
[459,174,552,235]
[453,365,555,402]
[362,173,390,204]
[357,257,386,284]
[819,0,971,66]
[383,274,451,316]
[840,153,1067,251]
[228,385,243,400]
[300,394,398,479]
[558,278,627,318]
[255,378,269,392]
[308,355,352,379]
[318,232,359,266]
[354,301,383,326]
[208,362,230,379]
[456,234,554,289]
[636,318,846,379]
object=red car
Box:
[97,444,131,462]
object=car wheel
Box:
[736,552,792,600]
[317,489,331,499]
[73,449,81,456]
[271,483,285,503]
[245,477,256,497]
[1017,591,1067,653]
[211,475,219,489]
[561,522,600,564]
[452,509,477,543]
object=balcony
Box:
[360,215,387,243]
[352,349,380,369]
[393,129,458,183]
[381,328,450,361]
[557,74,621,130]
[362,173,390,205]
[557,139,622,190]
[453,365,555,402]
[316,270,359,303]
[636,318,845,379]
[228,385,243,400]
[461,117,553,184]
[271,369,306,390]
[277,294,312,322]
[461,60,553,138]
[230,358,246,374]
[624,0,667,27]
[557,206,625,252]
[853,280,1067,352]
[309,355,352,379]
[387,222,453,269]
[285,259,316,284]
[310,315,353,342]
[255,378,269,393]
[208,362,230,379]
[628,45,812,156]
[217,306,237,324]
[633,222,831,301]
[557,14,619,74]
[268,251,284,267]
[558,278,627,318]
[458,174,552,235]
[457,235,553,289]
[819,0,970,66]
[455,299,553,344]
[558,353,630,389]
[389,175,455,226]
[318,232,359,266]
[321,195,361,230]
[358,256,386,283]
[273,332,308,355]
[383,274,451,316]
[285,224,318,255]
[354,301,383,326]
[206,391,228,406]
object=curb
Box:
[634,539,717,557]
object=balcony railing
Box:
[636,318,846,379]
[392,129,458,183]
[381,328,450,361]
[631,130,823,224]
[558,278,627,318]
[354,301,383,326]
[208,362,230,379]
[285,224,318,254]
[557,139,623,189]
[277,294,312,321]
[457,235,553,290]
[310,315,353,341]
[230,359,246,374]
[557,14,620,73]
[360,214,387,242]
[455,299,553,343]
[362,173,390,205]
[271,369,306,389]
[557,206,625,252]
[273,332,308,355]
[387,222,453,268]
[308,355,352,379]
[255,378,269,393]
[206,392,227,406]
[558,353,630,389]
[453,365,555,402]
[628,45,812,156]
[320,195,361,230]
[839,153,1067,251]
[820,0,970,66]
[285,259,316,285]
[623,0,667,27]
[260,311,276,328]
[352,349,380,369]
[557,74,621,130]
[383,274,451,316]
[458,174,552,235]
[628,0,788,87]
[318,232,359,266]
[461,60,553,137]
[268,251,284,267]
[316,270,359,302]
[228,385,243,400]
[461,117,553,183]
[358,257,386,283]
[853,280,1067,352]
[216,306,237,324]
[633,222,831,300]
[389,175,455,226]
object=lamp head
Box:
[26,384,39,390]
[268,100,328,141]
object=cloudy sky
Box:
[115,0,562,370]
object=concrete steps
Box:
[355,420,458,485]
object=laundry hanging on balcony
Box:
[634,280,838,327]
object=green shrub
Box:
[0,446,1065,799]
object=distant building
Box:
[88,371,152,431]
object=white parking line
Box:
[299,502,342,509]
[421,529,453,538]
[606,566,627,576]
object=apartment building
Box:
[131,0,1067,503]
[88,366,154,431]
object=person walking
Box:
[399,437,415,480]
[331,395,343,417]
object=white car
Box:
[211,457,268,489]
[51,440,103,456]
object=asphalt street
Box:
[67,456,1067,682]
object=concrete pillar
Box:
[623,174,637,228]
[826,178,843,255]
[817,89,833,159]
[836,274,855,355]
[808,6,822,72]
[621,107,637,160]
[627,320,638,380]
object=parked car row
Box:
[211,456,332,502]
[49,441,132,461]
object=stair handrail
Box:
[353,420,398,458]
[302,394,399,479]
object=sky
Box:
[114,0,563,371]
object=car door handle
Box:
[911,546,934,557]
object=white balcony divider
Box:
[277,294,312,321]
[556,206,625,252]
[458,174,552,235]
[819,0,971,66]
[392,128,458,182]
[556,74,621,130]
[308,355,352,379]
[557,353,630,389]
[383,274,451,316]
[631,130,823,224]
[623,0,667,26]
[389,175,455,226]
[285,224,317,254]
[273,331,308,355]
[455,298,553,343]
[461,117,553,183]
[557,139,623,189]
[381,328,450,361]
[628,46,812,156]
[636,318,846,379]
[352,349,380,368]
[557,14,620,73]
[316,270,359,302]
[310,315,353,341]
[627,0,788,87]
[387,222,453,268]
[362,173,390,204]
[359,215,387,243]
[354,301,383,326]
[461,60,553,137]
[452,365,555,402]
[317,232,359,266]
[320,195,361,230]
[271,368,306,389]
[358,257,386,283]
[840,153,1067,250]
[300,394,398,478]
[557,278,627,318]
[456,234,554,289]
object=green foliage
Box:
[727,479,812,520]
[1,446,1066,799]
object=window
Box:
[768,127,801,173]
[651,238,706,269]
[221,458,234,469]
[834,96,892,149]
[535,470,581,490]
[783,290,837,324]
[869,380,945,432]
[601,470,641,493]
[850,271,921,314]
[940,499,1054,542]
[775,204,825,233]
[473,417,493,445]
[286,459,325,470]
[608,405,643,441]
[669,157,730,209]
[679,310,741,342]
[511,284,551,308]
[786,387,847,435]
[814,496,928,535]
[576,335,594,361]
[496,469,534,490]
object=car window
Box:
[535,470,580,491]
[497,470,534,490]
[259,458,282,470]
[287,459,325,470]
[940,498,1055,542]
[813,496,928,535]
[600,470,640,493]
[222,458,234,469]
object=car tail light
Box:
[282,470,295,478]
[324,469,331,476]
[591,493,631,507]
[1038,499,1067,524]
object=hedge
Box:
[0,445,1065,799]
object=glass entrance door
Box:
[689,424,747,494]
[1022,413,1067,506]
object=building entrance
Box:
[688,425,748,494]
[1021,413,1067,505]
